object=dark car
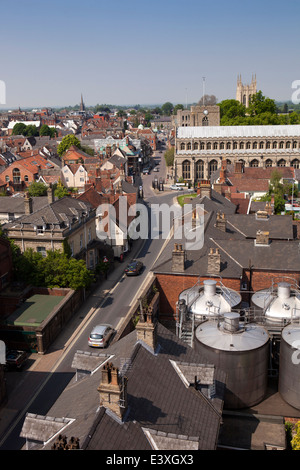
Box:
[125,260,143,276]
[5,350,28,370]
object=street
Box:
[0,146,191,450]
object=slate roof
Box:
[4,196,93,230]
[152,191,297,277]
[20,323,226,451]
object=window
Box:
[213,142,218,150]
[207,142,211,150]
[36,225,44,234]
[180,143,185,151]
[182,160,191,179]
[265,159,273,168]
[239,142,244,149]
[187,142,191,150]
[266,141,271,149]
[233,142,238,149]
[209,160,218,176]
[88,227,92,242]
[246,142,251,149]
[279,141,284,149]
[277,159,286,167]
[291,159,300,168]
[202,116,209,126]
[80,234,83,249]
[253,142,257,149]
[293,141,297,149]
[286,141,291,149]
[193,142,199,150]
[13,168,21,184]
[195,160,204,180]
[37,246,46,257]
[250,159,259,167]
[259,141,264,149]
[24,175,29,182]
[5,176,9,182]
[226,142,231,150]
[220,142,224,150]
[273,141,277,149]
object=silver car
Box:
[88,324,114,348]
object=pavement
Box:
[0,233,147,445]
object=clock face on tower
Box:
[203,109,208,115]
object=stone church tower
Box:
[236,75,257,108]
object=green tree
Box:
[27,181,48,197]
[291,421,300,450]
[25,125,39,137]
[247,91,277,116]
[161,102,173,116]
[12,122,27,136]
[57,134,82,157]
[173,104,184,115]
[54,180,69,199]
[164,147,174,167]
[40,124,57,138]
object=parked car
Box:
[170,184,183,191]
[153,167,159,172]
[142,167,150,174]
[88,324,114,348]
[5,349,28,370]
[124,260,144,276]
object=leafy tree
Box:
[173,104,184,115]
[57,134,82,157]
[164,147,174,167]
[161,102,173,116]
[27,181,48,197]
[25,125,39,137]
[54,180,69,199]
[291,421,300,450]
[218,99,246,120]
[247,91,277,116]
[40,124,57,138]
[12,123,28,136]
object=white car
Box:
[88,324,114,348]
[170,185,183,191]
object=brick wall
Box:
[155,273,241,321]
[244,270,300,293]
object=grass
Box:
[177,193,197,206]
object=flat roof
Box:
[6,294,65,327]
[177,125,300,139]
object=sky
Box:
[0,0,300,109]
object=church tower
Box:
[236,75,257,108]
[80,94,85,113]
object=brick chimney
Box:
[255,230,269,246]
[136,306,157,352]
[172,243,186,272]
[97,362,128,420]
[47,184,54,204]
[24,192,33,215]
[234,161,244,175]
[199,179,211,198]
[265,201,273,216]
[219,159,227,184]
[207,247,221,274]
[215,212,226,232]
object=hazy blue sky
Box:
[0,0,299,109]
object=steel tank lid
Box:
[281,324,300,348]
[195,316,270,352]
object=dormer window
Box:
[36,225,45,234]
